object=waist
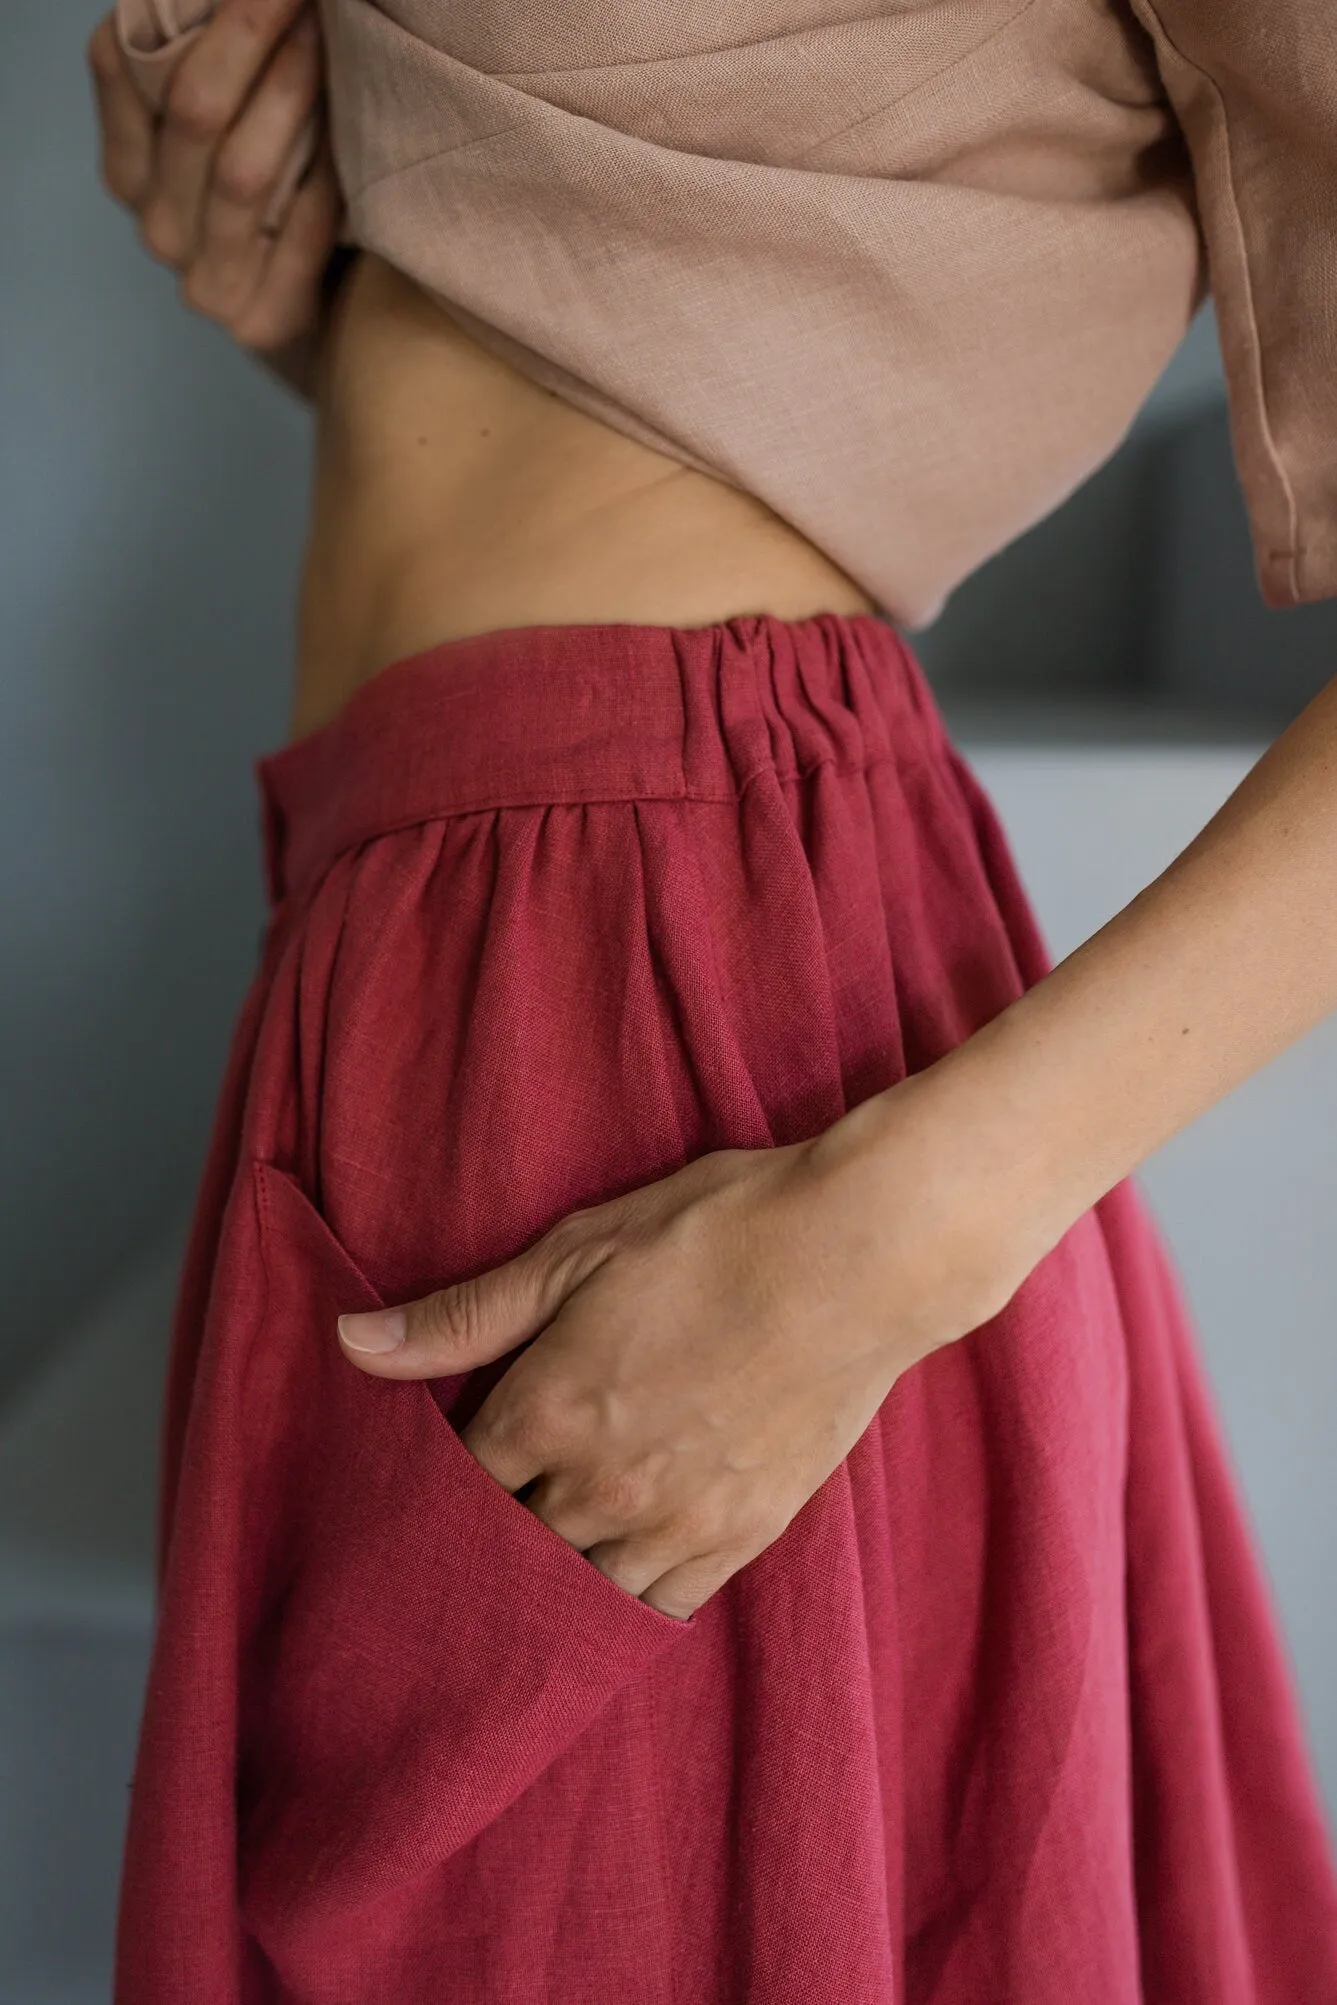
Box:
[263,612,934,907]
[291,252,876,740]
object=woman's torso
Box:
[291,250,876,740]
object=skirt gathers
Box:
[114,611,1337,2002]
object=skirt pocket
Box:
[238,1160,695,1967]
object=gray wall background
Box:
[2,5,1336,1999]
[3,3,308,1412]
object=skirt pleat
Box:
[115,612,1337,2003]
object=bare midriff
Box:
[291,249,877,740]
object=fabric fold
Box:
[115,613,1337,2002]
[114,0,323,237]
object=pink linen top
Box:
[116,0,1337,629]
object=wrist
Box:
[911,1010,1095,1264]
[253,243,358,404]
[256,328,320,402]
[802,1053,1061,1353]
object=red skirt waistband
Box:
[254,613,939,905]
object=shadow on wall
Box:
[0,2,310,1410]
[915,358,1337,737]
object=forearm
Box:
[850,669,1337,1289]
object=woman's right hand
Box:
[86,0,344,389]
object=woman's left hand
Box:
[336,1074,1037,1620]
[88,1,342,392]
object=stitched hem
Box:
[1128,0,1301,605]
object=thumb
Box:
[335,1211,612,1378]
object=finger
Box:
[336,1249,563,1376]
[87,14,155,210]
[143,0,310,267]
[458,1421,567,1507]
[223,146,342,351]
[585,1535,735,1621]
[517,1465,651,1553]
[336,1206,620,1379]
[185,17,324,321]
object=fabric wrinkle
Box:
[118,0,1337,616]
[114,612,1337,2002]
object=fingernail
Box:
[337,1309,406,1353]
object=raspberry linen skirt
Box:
[114,612,1337,2003]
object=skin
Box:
[291,249,877,738]
[90,1,1337,1623]
[88,0,341,374]
[86,0,874,741]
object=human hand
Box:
[87,0,343,382]
[336,1073,1036,1620]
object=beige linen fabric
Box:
[116,0,1337,626]
[115,0,320,233]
